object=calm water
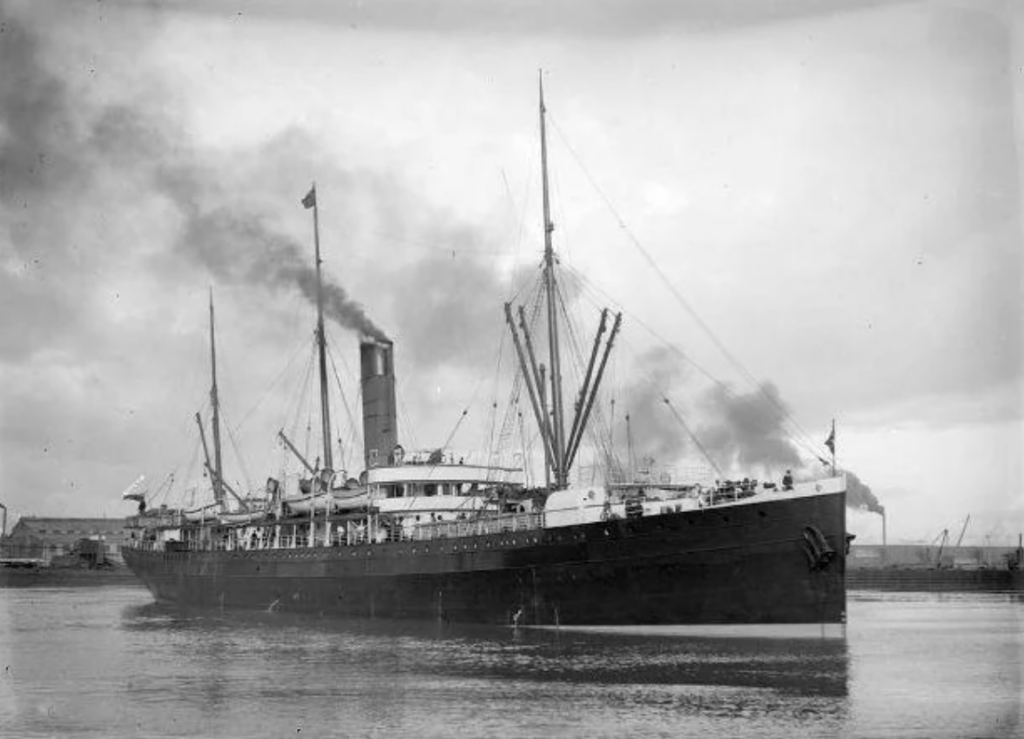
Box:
[0,585,1020,738]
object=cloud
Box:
[0,0,525,518]
[2,0,1020,532]
[158,0,913,36]
[1,1,521,360]
[0,6,81,204]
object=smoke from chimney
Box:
[616,348,889,516]
[845,469,884,514]
[162,188,390,342]
[0,4,388,344]
[621,346,689,463]
[697,382,802,472]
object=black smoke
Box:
[699,381,802,473]
[158,167,390,342]
[621,346,689,464]
[845,469,883,514]
[0,3,393,343]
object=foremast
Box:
[277,184,335,494]
[208,288,226,509]
[310,183,334,476]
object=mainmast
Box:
[306,183,334,475]
[506,75,622,492]
[539,71,567,490]
[208,288,225,509]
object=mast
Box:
[208,289,225,509]
[539,71,566,489]
[503,74,621,490]
[308,183,334,475]
[540,363,550,490]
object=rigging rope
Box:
[325,335,361,473]
[180,433,201,505]
[549,115,830,462]
[503,159,534,302]
[661,397,725,479]
[284,334,317,441]
[220,407,254,493]
[485,331,508,466]
[561,262,828,466]
[232,324,311,433]
[441,409,470,453]
[397,395,419,451]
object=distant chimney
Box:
[360,339,398,469]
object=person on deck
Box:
[782,470,794,491]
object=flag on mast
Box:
[302,185,316,209]
[825,420,836,455]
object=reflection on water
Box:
[0,588,1020,738]
[123,601,851,690]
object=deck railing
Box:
[125,509,545,553]
[409,512,542,541]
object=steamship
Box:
[122,82,847,626]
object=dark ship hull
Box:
[123,490,846,625]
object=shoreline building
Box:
[0,517,132,565]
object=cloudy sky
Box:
[1,0,1021,545]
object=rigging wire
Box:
[179,433,202,505]
[284,338,317,447]
[504,159,535,302]
[232,331,310,433]
[561,261,828,465]
[486,164,536,468]
[485,333,508,466]
[516,409,532,487]
[496,368,525,468]
[660,397,725,479]
[397,395,419,451]
[497,267,544,463]
[439,371,488,453]
[220,407,254,493]
[151,471,177,509]
[324,331,362,472]
[558,263,788,479]
[549,147,574,268]
[362,227,514,257]
[548,114,829,461]
[441,409,470,453]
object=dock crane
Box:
[932,515,971,568]
[954,514,971,550]
[933,528,949,568]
